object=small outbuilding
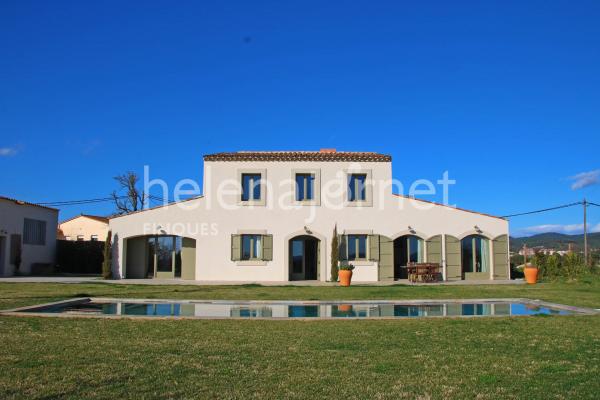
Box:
[58,214,109,242]
[0,196,58,276]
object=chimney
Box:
[319,148,336,153]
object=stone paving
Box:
[0,276,524,286]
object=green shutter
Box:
[338,235,347,261]
[378,235,394,281]
[445,235,461,280]
[426,235,442,265]
[368,234,380,261]
[231,234,241,261]
[262,234,273,261]
[492,235,508,279]
[181,237,196,280]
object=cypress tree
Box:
[102,230,112,279]
[330,225,339,282]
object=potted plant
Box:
[338,263,355,286]
[523,262,538,284]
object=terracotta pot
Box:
[524,267,538,284]
[339,270,353,286]
[338,304,352,312]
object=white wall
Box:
[109,159,509,282]
[0,199,58,276]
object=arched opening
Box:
[289,235,320,281]
[393,235,424,279]
[461,235,490,279]
[125,235,196,279]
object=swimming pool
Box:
[3,298,596,319]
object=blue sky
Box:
[1,0,599,236]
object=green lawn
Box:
[1,281,599,399]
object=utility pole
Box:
[583,198,588,266]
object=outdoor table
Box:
[407,263,441,283]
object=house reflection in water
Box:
[38,301,570,318]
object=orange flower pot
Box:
[524,267,538,284]
[339,270,353,286]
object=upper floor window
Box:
[23,218,46,245]
[347,234,367,260]
[295,173,315,201]
[77,235,84,241]
[348,174,367,201]
[241,173,261,202]
[91,235,99,241]
[241,234,262,260]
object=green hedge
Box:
[56,240,104,274]
[531,252,597,281]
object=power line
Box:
[36,194,174,207]
[148,195,173,204]
[33,195,600,214]
[37,196,126,206]
[501,202,582,218]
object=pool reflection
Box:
[31,301,574,318]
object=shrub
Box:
[544,254,562,278]
[562,252,587,280]
[338,263,355,271]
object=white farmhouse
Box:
[0,196,58,276]
[109,150,509,282]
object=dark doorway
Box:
[289,235,319,281]
[0,236,6,276]
[393,235,424,280]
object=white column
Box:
[441,234,447,281]
[113,234,125,279]
[489,239,495,280]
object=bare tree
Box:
[111,171,146,214]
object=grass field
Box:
[1,280,599,399]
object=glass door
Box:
[290,239,305,280]
[155,236,175,279]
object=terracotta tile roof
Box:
[0,195,59,211]
[204,150,392,162]
[59,214,110,224]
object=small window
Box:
[348,174,367,201]
[76,235,84,241]
[91,235,98,241]
[241,234,262,260]
[347,235,367,260]
[295,173,315,201]
[241,173,261,202]
[23,218,46,245]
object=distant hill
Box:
[509,232,600,252]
